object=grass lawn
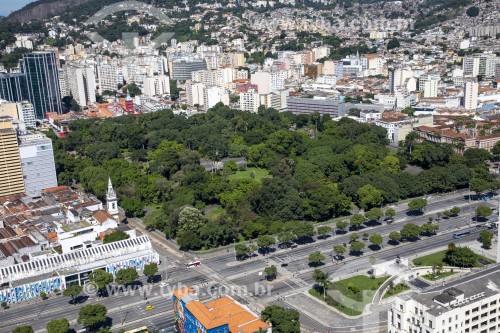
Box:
[383,282,411,299]
[309,275,389,316]
[413,250,493,268]
[422,271,456,281]
[227,167,270,182]
[205,205,225,221]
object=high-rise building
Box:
[169,58,207,80]
[239,89,260,113]
[58,68,69,97]
[16,101,36,129]
[186,82,205,107]
[21,52,63,119]
[423,79,439,98]
[143,75,170,97]
[287,95,341,116]
[463,56,480,77]
[97,64,122,93]
[0,73,29,103]
[0,118,25,196]
[251,71,285,95]
[64,64,97,107]
[464,79,478,110]
[203,86,228,111]
[18,132,58,197]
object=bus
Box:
[124,326,148,333]
[453,231,471,239]
[186,261,201,268]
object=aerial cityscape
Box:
[0,0,499,332]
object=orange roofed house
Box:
[173,287,270,333]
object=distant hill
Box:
[9,0,93,23]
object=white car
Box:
[160,282,168,287]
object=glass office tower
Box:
[21,52,62,119]
[0,73,29,102]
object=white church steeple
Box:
[106,177,119,220]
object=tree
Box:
[103,230,130,244]
[476,205,492,219]
[46,318,70,333]
[120,198,144,217]
[308,251,326,266]
[88,269,114,296]
[408,198,427,212]
[349,233,359,242]
[12,327,34,333]
[264,265,277,281]
[292,223,315,242]
[333,245,346,258]
[466,6,480,17]
[317,226,331,238]
[261,305,300,333]
[257,235,276,254]
[389,231,401,243]
[385,208,396,219]
[1,301,7,309]
[336,221,349,233]
[365,208,383,222]
[278,232,296,245]
[40,291,47,300]
[450,207,461,215]
[400,223,421,241]
[312,268,330,297]
[445,246,477,267]
[63,285,83,304]
[357,184,384,209]
[479,230,493,249]
[387,38,400,50]
[115,267,139,286]
[350,241,365,255]
[420,223,439,236]
[235,244,252,259]
[369,234,384,248]
[350,214,367,230]
[124,82,142,97]
[144,263,158,283]
[78,304,108,331]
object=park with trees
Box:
[49,105,499,250]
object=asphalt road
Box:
[2,190,498,333]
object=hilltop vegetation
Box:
[50,104,497,250]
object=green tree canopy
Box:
[400,223,421,240]
[389,231,401,243]
[144,263,159,283]
[46,318,70,333]
[77,304,108,331]
[103,230,130,244]
[12,327,34,333]
[115,267,139,285]
[308,251,326,266]
[408,198,427,212]
[261,305,300,333]
[476,205,492,218]
[264,265,277,280]
[62,285,83,304]
[88,269,114,295]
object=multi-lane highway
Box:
[2,190,498,333]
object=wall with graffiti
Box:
[0,276,63,304]
[105,253,159,276]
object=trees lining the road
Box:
[317,225,331,238]
[12,326,34,333]
[350,214,367,230]
[308,251,326,266]
[369,234,383,248]
[349,241,365,255]
[264,265,277,281]
[261,305,300,333]
[336,221,349,233]
[88,269,114,296]
[333,245,346,258]
[115,267,139,286]
[385,208,396,219]
[312,269,330,298]
[389,231,402,243]
[144,263,159,283]
[476,205,492,220]
[46,318,70,333]
[62,285,83,304]
[77,304,108,332]
[479,230,493,249]
[257,235,276,254]
[408,198,427,213]
[400,223,422,241]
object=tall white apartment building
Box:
[389,269,500,333]
[464,79,478,110]
[239,89,260,113]
[251,71,286,94]
[16,101,36,129]
[323,61,335,75]
[98,64,122,93]
[186,81,205,107]
[203,86,228,111]
[423,79,439,98]
[58,68,69,97]
[65,64,97,107]
[143,75,170,97]
[463,56,480,77]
